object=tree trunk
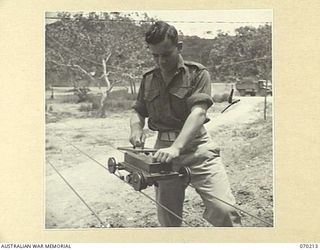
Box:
[96,93,108,118]
[129,80,134,94]
[96,54,113,118]
[133,80,136,95]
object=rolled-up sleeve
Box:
[186,69,213,110]
[132,78,149,117]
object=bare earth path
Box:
[45,96,273,228]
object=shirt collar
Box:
[177,54,187,72]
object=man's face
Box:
[148,37,179,73]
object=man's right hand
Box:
[129,129,146,148]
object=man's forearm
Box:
[172,105,207,151]
[130,111,146,147]
[130,110,145,131]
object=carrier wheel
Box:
[131,172,147,191]
[107,157,117,174]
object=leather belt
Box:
[158,131,180,142]
[158,126,206,142]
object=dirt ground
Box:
[45,95,273,228]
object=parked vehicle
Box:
[236,77,272,96]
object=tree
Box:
[207,24,272,82]
[45,12,154,117]
[46,12,272,99]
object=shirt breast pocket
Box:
[144,89,161,121]
[169,86,192,120]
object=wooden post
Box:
[264,91,267,120]
[133,80,136,95]
[263,79,268,120]
[50,85,54,99]
[129,79,134,94]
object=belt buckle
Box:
[159,131,178,142]
[168,132,176,141]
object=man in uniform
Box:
[130,21,241,227]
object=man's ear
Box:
[177,41,183,52]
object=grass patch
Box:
[45,145,56,151]
[210,115,273,226]
[219,119,273,169]
[73,134,85,139]
[45,144,58,151]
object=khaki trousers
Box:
[154,130,241,227]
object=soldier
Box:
[130,21,241,227]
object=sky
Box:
[140,10,272,38]
[46,10,272,38]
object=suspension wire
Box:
[53,124,208,225]
[47,42,271,78]
[47,35,106,68]
[47,34,143,73]
[52,122,122,152]
[57,135,109,171]
[112,172,192,227]
[47,32,271,75]
[189,183,273,227]
[46,160,107,228]
[47,32,271,70]
[55,134,193,226]
[207,56,271,70]
[139,191,192,227]
[46,15,272,80]
[45,16,272,24]
[56,133,272,227]
[52,127,273,226]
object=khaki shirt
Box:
[133,55,213,132]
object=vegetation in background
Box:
[45,12,273,227]
[45,12,272,88]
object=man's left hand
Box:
[153,147,180,163]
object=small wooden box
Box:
[124,151,172,174]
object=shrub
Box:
[74,87,91,102]
[109,89,137,100]
[106,90,137,111]
[106,99,135,111]
[60,94,79,103]
[79,103,93,112]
